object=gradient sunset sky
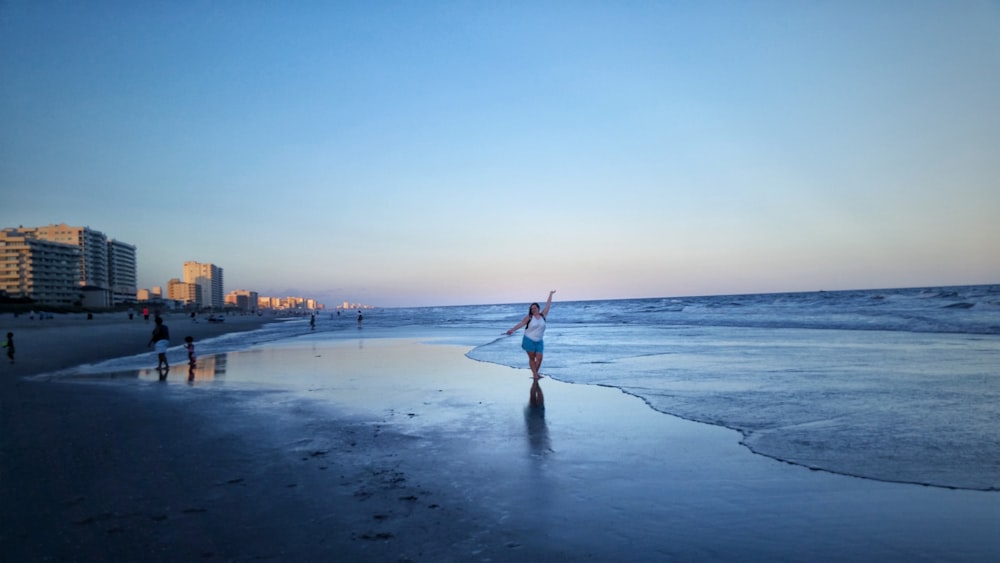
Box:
[3,1,998,307]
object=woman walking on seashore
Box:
[507,290,556,379]
[148,316,170,371]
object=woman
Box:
[148,316,170,370]
[506,290,556,379]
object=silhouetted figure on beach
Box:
[185,335,196,367]
[357,310,363,328]
[4,332,13,364]
[185,335,196,382]
[310,314,316,330]
[148,316,170,371]
[506,290,556,379]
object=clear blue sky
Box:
[3,1,998,307]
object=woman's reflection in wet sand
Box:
[525,378,551,455]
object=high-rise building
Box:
[0,229,82,306]
[167,277,201,306]
[2,224,138,307]
[183,261,224,310]
[27,224,108,288]
[11,223,138,308]
[107,239,137,305]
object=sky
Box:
[2,1,998,307]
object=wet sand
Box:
[1,317,998,561]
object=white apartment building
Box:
[108,239,138,305]
[28,223,108,288]
[183,261,224,310]
[1,224,138,307]
[0,229,82,306]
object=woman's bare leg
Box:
[526,352,540,378]
[532,353,544,379]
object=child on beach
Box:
[3,332,13,364]
[185,336,196,367]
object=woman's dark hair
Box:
[526,302,541,329]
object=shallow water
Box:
[48,284,1000,490]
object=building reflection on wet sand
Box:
[139,354,227,383]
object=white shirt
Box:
[524,314,546,342]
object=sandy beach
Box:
[0,311,273,378]
[2,314,998,561]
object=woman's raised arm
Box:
[540,290,556,317]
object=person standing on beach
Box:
[3,332,13,364]
[148,317,170,370]
[357,310,363,328]
[506,290,556,379]
[184,336,197,382]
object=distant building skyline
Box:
[225,289,259,312]
[257,295,325,311]
[4,224,335,311]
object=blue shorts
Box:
[522,336,544,354]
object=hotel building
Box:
[167,277,202,307]
[1,223,138,307]
[183,261,224,310]
[27,224,108,302]
[0,229,82,306]
[107,239,138,305]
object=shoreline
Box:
[3,322,999,560]
[1,311,276,378]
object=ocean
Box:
[55,284,1000,491]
